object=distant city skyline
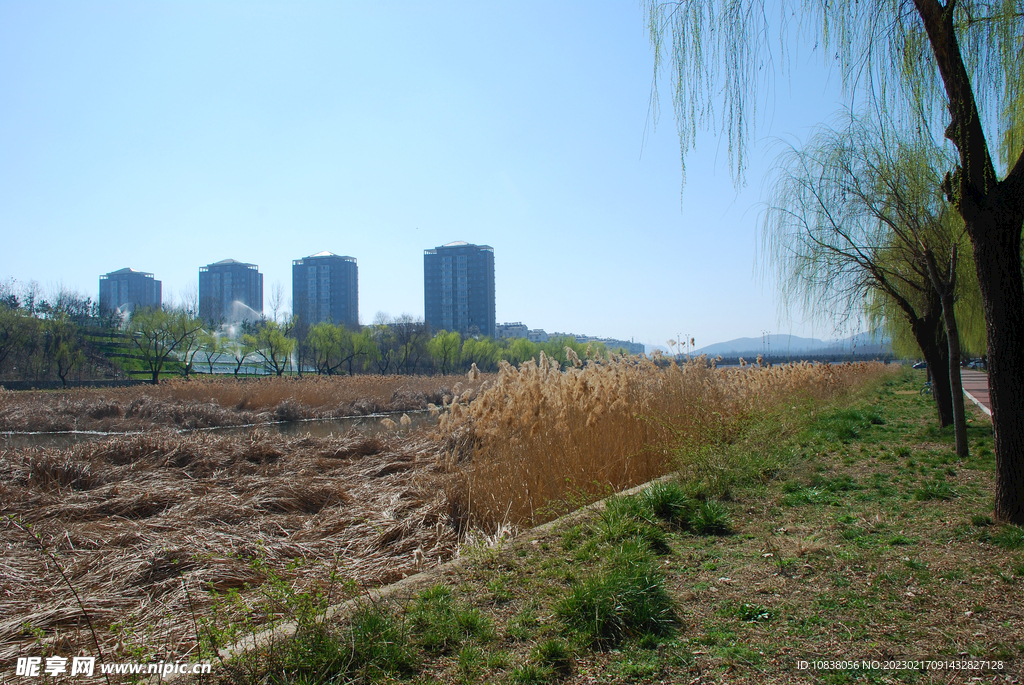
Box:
[2,3,861,348]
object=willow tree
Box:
[765,115,975,455]
[646,0,1024,523]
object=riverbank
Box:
[1,358,888,680]
[205,369,1022,684]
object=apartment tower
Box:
[198,259,263,323]
[98,268,162,313]
[292,252,359,329]
[423,241,495,338]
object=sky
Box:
[0,1,858,349]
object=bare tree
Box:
[268,281,287,324]
[179,282,199,319]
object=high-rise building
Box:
[199,259,263,323]
[292,252,359,329]
[423,241,495,338]
[98,268,162,313]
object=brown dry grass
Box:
[440,354,891,529]
[0,428,458,664]
[0,375,488,433]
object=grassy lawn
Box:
[207,369,1023,684]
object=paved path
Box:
[960,369,991,417]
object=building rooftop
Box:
[295,252,356,263]
[426,242,493,253]
[103,267,154,277]
[205,259,258,268]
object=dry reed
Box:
[0,427,459,664]
[439,354,892,529]
[0,375,489,433]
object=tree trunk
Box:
[923,245,969,458]
[921,337,954,429]
[969,211,1024,524]
[909,308,954,427]
[939,290,969,458]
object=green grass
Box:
[802,407,884,444]
[408,585,494,654]
[555,542,677,647]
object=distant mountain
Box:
[690,332,891,357]
[692,335,829,356]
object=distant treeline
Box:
[0,280,628,386]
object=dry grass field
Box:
[1,428,457,665]
[0,374,488,433]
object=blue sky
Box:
[1,1,854,348]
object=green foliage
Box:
[245,318,296,377]
[42,314,85,386]
[723,601,773,622]
[460,336,501,371]
[804,408,884,444]
[303,322,373,375]
[343,603,418,679]
[641,481,698,526]
[531,639,573,677]
[426,330,461,374]
[596,485,732,548]
[509,663,557,685]
[505,337,540,366]
[126,307,206,384]
[690,500,732,536]
[225,602,416,685]
[198,330,225,374]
